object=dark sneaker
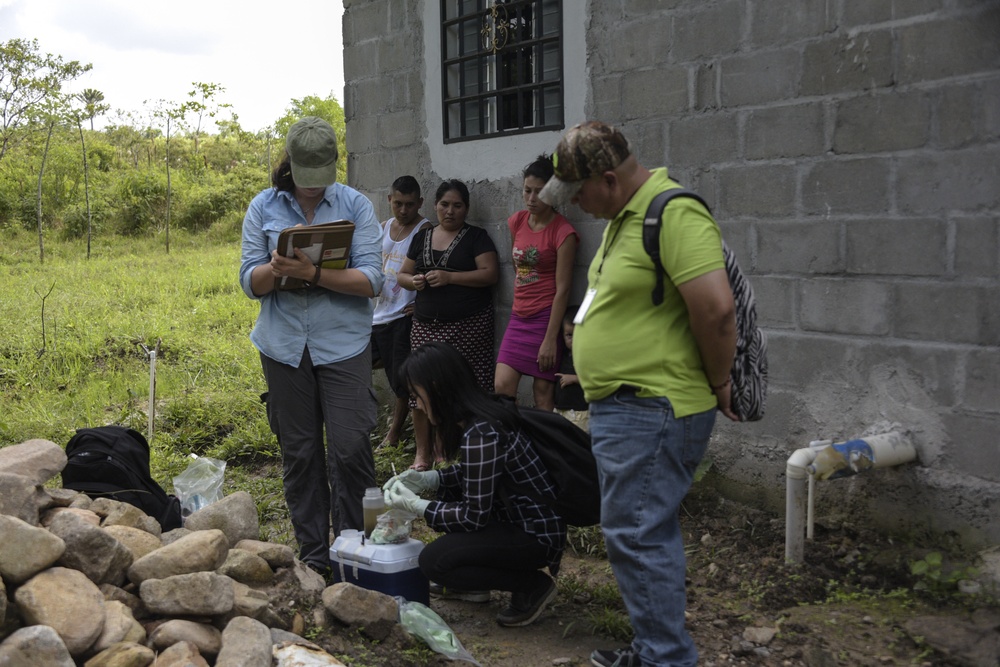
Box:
[496,578,558,627]
[428,581,491,603]
[590,646,640,667]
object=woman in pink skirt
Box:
[495,155,578,411]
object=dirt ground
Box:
[311,484,998,667]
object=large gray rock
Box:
[234,539,295,569]
[148,621,221,659]
[0,624,74,667]
[0,438,66,484]
[90,498,161,537]
[0,471,48,524]
[14,567,106,657]
[217,548,274,585]
[127,529,228,584]
[82,641,155,667]
[215,616,272,667]
[48,511,133,586]
[103,524,163,561]
[322,582,399,627]
[90,600,146,654]
[0,514,66,584]
[148,640,209,667]
[139,571,235,616]
[183,491,259,546]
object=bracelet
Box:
[310,265,322,287]
[710,377,731,391]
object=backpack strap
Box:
[642,188,712,306]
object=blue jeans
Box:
[590,389,716,667]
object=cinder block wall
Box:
[344,0,1000,548]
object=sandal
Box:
[409,462,430,472]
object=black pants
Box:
[419,522,551,594]
[261,346,378,568]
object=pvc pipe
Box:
[785,432,916,564]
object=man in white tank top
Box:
[371,176,433,467]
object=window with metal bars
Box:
[441,0,563,142]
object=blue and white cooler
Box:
[329,530,429,605]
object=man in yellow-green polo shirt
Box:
[539,121,737,667]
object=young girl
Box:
[382,342,566,627]
[495,155,579,411]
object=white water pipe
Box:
[785,432,916,563]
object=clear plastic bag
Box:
[172,455,226,517]
[370,508,415,544]
[397,598,481,665]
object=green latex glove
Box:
[384,480,431,516]
[382,468,440,494]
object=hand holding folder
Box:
[276,220,355,290]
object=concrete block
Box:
[942,412,1000,483]
[350,151,396,196]
[840,0,939,26]
[717,164,797,218]
[345,116,377,154]
[720,49,800,107]
[764,330,857,389]
[893,283,988,344]
[345,2,391,45]
[388,0,412,33]
[606,20,672,72]
[592,76,622,122]
[801,31,893,96]
[378,36,416,74]
[934,81,997,149]
[954,216,999,278]
[624,0,685,14]
[344,42,381,83]
[845,219,947,276]
[756,220,842,274]
[378,111,418,149]
[668,113,738,167]
[745,103,825,160]
[627,121,666,170]
[671,1,742,62]
[799,278,892,335]
[350,78,388,117]
[833,91,932,154]
[896,147,1000,215]
[694,62,718,111]
[802,158,891,215]
[750,0,835,46]
[897,9,1000,84]
[752,276,796,329]
[621,67,689,119]
[963,349,1000,413]
[856,340,960,406]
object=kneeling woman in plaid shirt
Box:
[382,341,566,627]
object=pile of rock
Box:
[0,439,418,667]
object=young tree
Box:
[0,38,91,162]
[273,93,347,183]
[80,88,110,131]
[182,81,230,154]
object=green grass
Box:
[0,228,271,485]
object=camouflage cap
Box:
[538,121,631,209]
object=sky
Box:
[0,0,346,133]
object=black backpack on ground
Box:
[498,399,601,527]
[642,188,769,422]
[62,425,183,531]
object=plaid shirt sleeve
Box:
[426,419,567,571]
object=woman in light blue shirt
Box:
[239,117,384,575]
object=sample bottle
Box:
[362,487,386,538]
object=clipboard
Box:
[276,220,355,290]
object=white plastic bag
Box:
[172,455,226,516]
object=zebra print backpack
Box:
[642,189,768,422]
